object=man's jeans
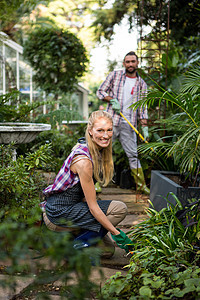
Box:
[113,122,141,169]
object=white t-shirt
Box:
[122,76,137,122]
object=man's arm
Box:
[139,80,149,141]
[140,119,148,127]
[96,72,114,100]
[102,96,112,103]
[138,79,148,120]
[140,119,149,141]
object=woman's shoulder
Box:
[72,142,91,158]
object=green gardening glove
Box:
[110,98,121,114]
[111,229,133,253]
[142,126,149,141]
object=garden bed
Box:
[164,173,200,188]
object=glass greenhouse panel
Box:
[5,44,17,91]
[19,53,31,103]
[0,41,3,95]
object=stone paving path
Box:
[0,184,149,299]
[99,185,149,270]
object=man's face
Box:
[123,55,138,75]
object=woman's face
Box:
[89,117,113,148]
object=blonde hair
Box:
[85,110,114,187]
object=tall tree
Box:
[91,0,200,44]
[0,0,50,41]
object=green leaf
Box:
[184,278,200,287]
[139,286,152,297]
[165,287,181,296]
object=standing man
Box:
[96,51,150,195]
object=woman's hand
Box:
[72,158,120,235]
[111,229,133,253]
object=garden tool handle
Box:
[119,112,148,144]
[120,112,154,152]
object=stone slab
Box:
[101,187,149,199]
[99,193,135,201]
[36,297,60,300]
[0,254,60,273]
[91,266,127,284]
[118,214,149,228]
[0,274,34,300]
[99,194,149,213]
[46,266,127,299]
[100,247,130,269]
[101,187,135,195]
[58,264,127,286]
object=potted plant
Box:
[133,64,200,210]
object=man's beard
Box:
[126,67,136,74]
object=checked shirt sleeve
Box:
[96,72,115,100]
[138,79,148,120]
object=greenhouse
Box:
[0,32,34,102]
[0,31,89,120]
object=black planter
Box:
[150,170,200,211]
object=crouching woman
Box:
[42,110,132,257]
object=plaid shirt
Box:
[96,69,148,127]
[43,144,92,196]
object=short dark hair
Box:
[124,51,138,61]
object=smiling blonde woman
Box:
[42,110,133,257]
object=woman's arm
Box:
[71,158,120,235]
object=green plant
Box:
[0,91,50,122]
[101,196,200,299]
[23,25,89,100]
[36,105,83,130]
[18,124,86,173]
[132,64,200,181]
[102,262,200,299]
[0,207,102,299]
[129,196,200,268]
[0,143,52,216]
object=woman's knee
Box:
[107,200,128,217]
[106,201,127,226]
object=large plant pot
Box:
[0,122,51,144]
[0,122,51,161]
[150,170,200,211]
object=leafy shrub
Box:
[129,196,200,268]
[0,143,52,217]
[18,124,86,173]
[0,207,101,299]
[0,90,48,122]
[23,25,88,96]
[133,64,200,179]
[102,263,200,299]
[101,195,200,299]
